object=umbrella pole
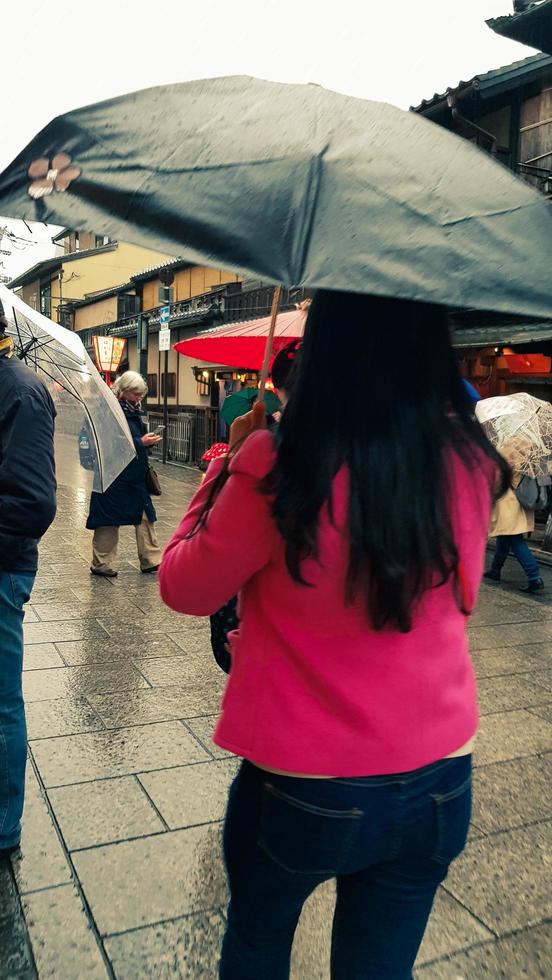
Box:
[258,286,282,396]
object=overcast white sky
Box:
[1,0,535,277]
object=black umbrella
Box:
[1,75,552,317]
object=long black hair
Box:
[264,290,510,632]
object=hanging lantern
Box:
[92,336,127,377]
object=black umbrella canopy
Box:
[1,75,552,317]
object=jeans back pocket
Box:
[431,773,472,866]
[258,781,363,876]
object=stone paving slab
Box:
[0,862,35,980]
[167,632,217,656]
[469,619,552,651]
[476,672,552,714]
[136,655,223,689]
[12,768,71,895]
[183,716,232,760]
[104,911,226,979]
[471,642,552,678]
[530,702,552,723]
[24,622,108,646]
[444,820,552,934]
[23,663,150,702]
[23,645,65,671]
[25,697,105,740]
[72,825,226,934]
[535,668,552,691]
[474,707,552,765]
[31,721,211,786]
[416,889,495,967]
[415,921,552,978]
[474,708,552,766]
[55,634,183,665]
[49,776,165,850]
[30,602,106,623]
[87,684,224,728]
[472,755,552,835]
[22,885,109,979]
[139,759,239,829]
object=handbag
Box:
[146,466,162,496]
[513,474,549,511]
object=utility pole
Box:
[137,313,148,412]
[158,267,175,465]
[159,305,171,464]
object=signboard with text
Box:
[159,328,171,351]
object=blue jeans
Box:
[491,534,541,582]
[0,572,35,850]
[220,755,472,980]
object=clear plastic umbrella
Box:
[0,285,135,492]
[476,392,552,477]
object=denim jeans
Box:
[491,534,541,582]
[0,571,35,850]
[220,755,472,980]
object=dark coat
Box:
[0,354,57,572]
[86,403,156,529]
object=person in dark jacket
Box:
[86,371,162,576]
[0,303,56,859]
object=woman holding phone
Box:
[86,371,162,577]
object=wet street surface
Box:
[1,465,552,979]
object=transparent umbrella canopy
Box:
[0,285,135,492]
[476,392,552,477]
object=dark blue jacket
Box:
[86,403,156,529]
[0,354,57,572]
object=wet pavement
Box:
[1,464,551,979]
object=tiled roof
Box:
[130,257,191,283]
[412,52,552,113]
[488,1,552,56]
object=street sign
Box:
[159,327,171,351]
[159,305,171,326]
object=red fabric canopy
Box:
[174,309,306,371]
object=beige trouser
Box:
[91,514,161,572]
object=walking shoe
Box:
[141,565,160,574]
[90,568,118,578]
[483,569,501,582]
[520,578,545,594]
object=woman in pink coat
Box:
[160,291,509,980]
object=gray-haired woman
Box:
[86,371,162,577]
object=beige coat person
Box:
[489,484,534,537]
[489,436,535,538]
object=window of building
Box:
[95,235,111,248]
[40,281,51,317]
[73,231,80,252]
[117,294,140,320]
[147,374,158,398]
[161,372,176,398]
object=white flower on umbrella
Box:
[27,153,81,199]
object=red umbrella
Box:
[174,307,306,371]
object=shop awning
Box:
[453,320,552,349]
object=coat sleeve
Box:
[0,388,57,542]
[159,430,277,616]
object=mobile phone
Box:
[153,425,165,434]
